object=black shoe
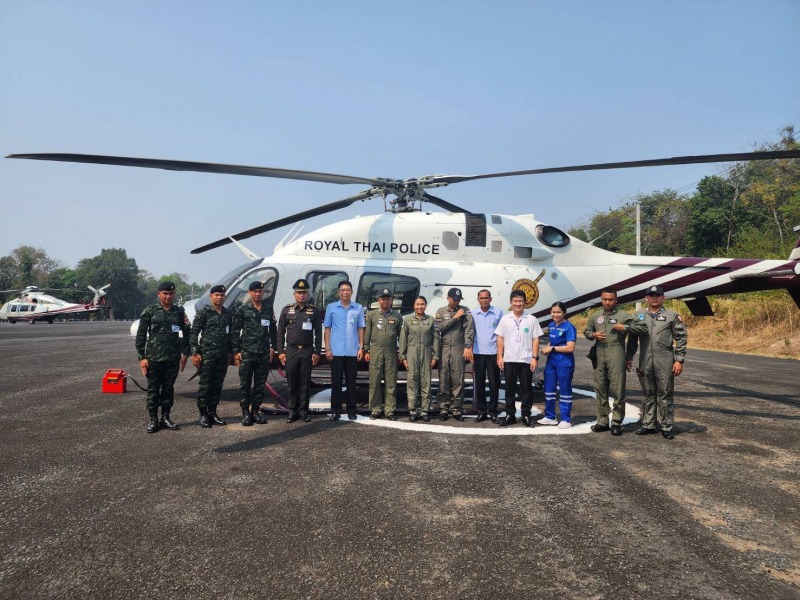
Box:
[439,413,449,421]
[286,414,299,423]
[501,415,517,426]
[251,407,267,424]
[489,414,499,423]
[591,423,610,433]
[475,413,489,423]
[348,413,357,421]
[387,415,397,421]
[199,413,212,428]
[147,414,160,434]
[422,414,430,421]
[302,414,312,422]
[209,412,227,426]
[370,414,380,420]
[662,430,675,440]
[160,412,179,430]
[452,414,464,421]
[409,414,419,422]
[328,414,337,421]
[521,415,532,427]
[242,407,253,426]
[636,427,656,435]
[610,424,623,436]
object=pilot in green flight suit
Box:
[583,288,645,436]
[364,288,403,420]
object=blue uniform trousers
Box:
[544,360,574,422]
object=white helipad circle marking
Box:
[307,387,640,435]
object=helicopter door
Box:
[356,271,422,315]
[304,270,350,316]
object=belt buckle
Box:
[296,344,304,349]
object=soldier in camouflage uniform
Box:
[364,288,403,420]
[627,285,688,440]
[434,287,475,421]
[583,288,646,436]
[135,281,191,433]
[232,280,277,426]
[399,296,439,421]
[277,279,322,423]
[190,284,233,428]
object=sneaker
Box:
[557,421,572,429]
[537,417,558,426]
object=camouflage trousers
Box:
[145,360,180,411]
[197,353,229,410]
[238,352,271,409]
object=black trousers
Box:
[330,355,358,415]
[504,362,533,416]
[286,347,313,416]
[473,353,500,415]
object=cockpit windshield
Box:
[193,259,263,311]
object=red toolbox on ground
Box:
[102,369,127,393]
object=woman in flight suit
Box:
[399,296,439,421]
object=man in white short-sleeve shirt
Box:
[494,290,543,426]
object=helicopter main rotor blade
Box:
[421,192,471,214]
[6,153,390,187]
[191,189,377,254]
[428,150,800,186]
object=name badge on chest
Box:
[261,319,270,327]
[171,325,181,333]
[302,320,313,330]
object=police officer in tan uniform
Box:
[583,288,645,436]
[434,288,475,421]
[627,285,687,440]
[277,279,322,423]
[364,288,403,420]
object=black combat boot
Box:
[242,406,253,426]
[209,409,227,426]
[146,409,159,433]
[251,403,267,424]
[199,408,212,428]
[160,408,180,430]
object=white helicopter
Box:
[0,284,110,324]
[6,151,800,336]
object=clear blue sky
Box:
[2,1,798,284]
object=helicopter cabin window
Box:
[220,267,279,310]
[10,304,18,312]
[442,231,460,251]
[535,224,571,248]
[306,271,348,313]
[357,273,420,315]
[514,246,533,258]
[491,215,502,224]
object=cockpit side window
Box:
[224,268,279,310]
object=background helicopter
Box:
[6,150,800,335]
[0,284,111,324]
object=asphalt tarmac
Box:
[0,322,797,599]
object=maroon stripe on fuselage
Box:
[534,257,705,317]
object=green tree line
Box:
[0,247,211,320]
[569,126,800,259]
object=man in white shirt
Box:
[494,290,543,426]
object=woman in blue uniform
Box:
[537,302,576,428]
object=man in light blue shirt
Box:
[324,280,365,420]
[470,290,503,422]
